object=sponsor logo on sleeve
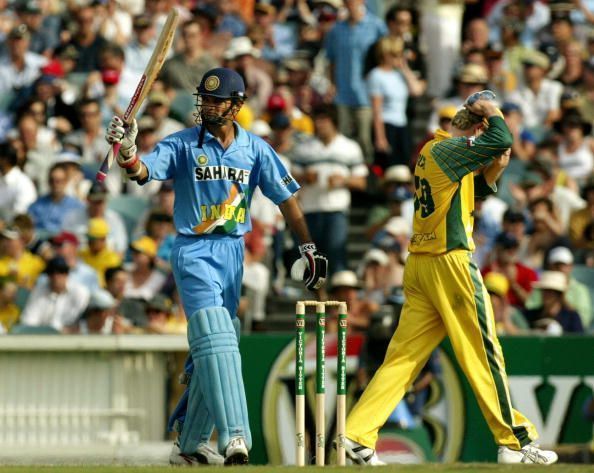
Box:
[281,174,295,187]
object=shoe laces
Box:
[522,445,548,463]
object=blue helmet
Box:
[196,67,247,100]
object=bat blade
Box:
[95,9,179,182]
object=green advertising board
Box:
[238,334,594,465]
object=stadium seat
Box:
[9,324,60,334]
[107,195,150,240]
[15,286,30,311]
[571,264,594,326]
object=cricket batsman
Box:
[342,92,558,465]
[105,67,327,465]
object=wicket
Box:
[295,300,348,466]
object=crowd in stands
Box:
[1,0,594,337]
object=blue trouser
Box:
[305,211,348,275]
[168,234,250,453]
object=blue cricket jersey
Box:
[141,123,300,236]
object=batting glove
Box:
[290,242,328,291]
[105,116,138,162]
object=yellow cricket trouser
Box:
[346,250,537,449]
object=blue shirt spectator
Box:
[324,6,387,106]
[27,164,84,235]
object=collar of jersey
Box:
[434,129,452,141]
[198,122,250,148]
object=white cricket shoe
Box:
[498,444,558,464]
[169,440,224,466]
[224,436,249,466]
[344,437,386,466]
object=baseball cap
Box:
[147,91,170,106]
[133,14,153,29]
[387,186,412,202]
[88,288,116,310]
[196,68,247,100]
[384,216,411,236]
[0,226,20,240]
[267,94,286,112]
[87,181,108,201]
[501,102,522,115]
[270,113,291,130]
[8,24,31,40]
[251,119,272,137]
[56,44,79,60]
[495,232,519,249]
[283,58,311,72]
[383,165,412,184]
[138,116,157,132]
[548,246,574,265]
[16,0,42,14]
[484,272,509,297]
[254,3,277,15]
[362,248,389,266]
[130,236,157,258]
[438,105,458,121]
[146,294,172,313]
[521,49,550,69]
[457,64,488,84]
[503,209,526,224]
[533,271,568,293]
[45,256,70,275]
[51,231,79,247]
[329,270,361,290]
[223,37,260,60]
[87,218,109,239]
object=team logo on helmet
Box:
[204,75,220,92]
[197,154,208,166]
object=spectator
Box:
[12,213,51,258]
[18,111,56,193]
[78,217,122,287]
[526,246,592,328]
[144,91,184,140]
[555,110,594,186]
[159,18,219,94]
[66,3,109,73]
[523,270,584,334]
[97,42,139,113]
[570,176,594,249]
[577,58,594,124]
[473,197,503,269]
[62,180,128,256]
[217,0,247,38]
[484,272,529,335]
[0,279,19,334]
[125,14,158,75]
[37,231,99,292]
[525,197,564,269]
[0,141,37,221]
[64,288,135,335]
[105,265,146,328]
[143,293,185,334]
[367,36,425,169]
[501,208,530,261]
[328,270,378,333]
[124,236,166,301]
[558,40,586,87]
[27,162,84,235]
[324,0,387,161]
[506,50,563,137]
[359,248,391,305]
[427,64,489,133]
[266,85,314,136]
[366,165,414,240]
[225,36,273,117]
[19,255,89,331]
[252,2,296,63]
[0,224,44,288]
[0,24,47,96]
[482,232,538,309]
[502,102,536,161]
[15,0,58,58]
[371,216,410,290]
[292,104,368,274]
[95,0,133,47]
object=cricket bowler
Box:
[342,92,558,465]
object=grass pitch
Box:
[0,465,591,473]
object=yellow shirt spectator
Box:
[78,218,122,286]
[0,227,45,288]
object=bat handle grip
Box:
[95,142,122,182]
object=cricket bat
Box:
[96,9,180,182]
